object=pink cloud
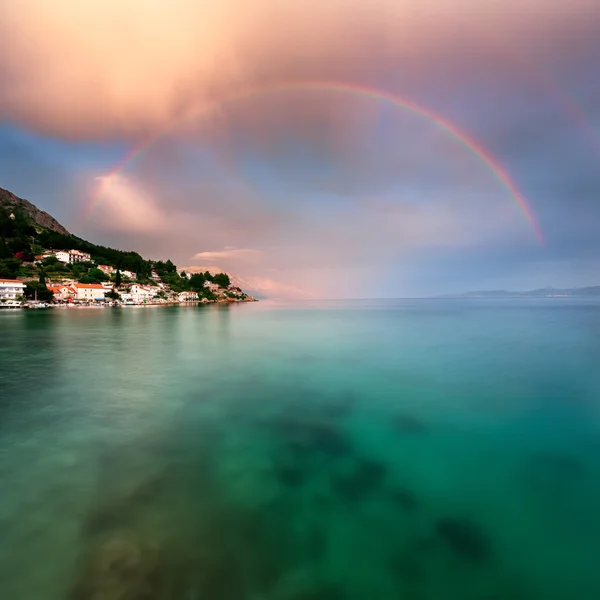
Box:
[192,246,263,262]
[1,0,597,139]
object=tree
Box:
[189,272,206,292]
[0,258,21,278]
[106,290,120,301]
[39,268,46,286]
[213,272,231,288]
[115,269,122,289]
[24,281,53,302]
[79,268,108,283]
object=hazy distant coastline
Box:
[436,286,600,299]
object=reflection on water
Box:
[1,300,600,599]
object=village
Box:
[0,247,256,308]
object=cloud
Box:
[192,246,263,262]
[1,0,598,141]
[90,174,166,232]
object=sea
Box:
[1,298,600,600]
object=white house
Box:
[0,279,26,301]
[130,284,157,304]
[47,285,75,302]
[204,281,221,292]
[69,250,91,263]
[98,265,115,275]
[120,270,136,280]
[178,291,199,302]
[72,283,106,301]
[43,249,92,264]
[44,250,71,263]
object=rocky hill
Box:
[0,186,71,235]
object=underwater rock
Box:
[268,417,353,458]
[332,458,387,502]
[320,392,357,419]
[84,500,130,536]
[389,550,426,584]
[307,526,327,562]
[271,570,344,600]
[529,451,586,479]
[274,465,306,487]
[435,517,491,562]
[71,532,162,600]
[392,414,428,434]
[390,487,419,511]
[83,472,166,536]
[310,425,352,456]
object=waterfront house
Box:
[178,291,199,302]
[130,284,157,303]
[47,285,75,302]
[0,279,26,301]
[72,283,106,301]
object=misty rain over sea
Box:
[1,298,600,599]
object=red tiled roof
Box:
[73,284,105,289]
[0,279,24,284]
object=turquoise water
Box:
[1,299,600,599]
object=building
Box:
[44,250,71,263]
[204,281,221,292]
[130,284,157,304]
[120,270,136,280]
[0,279,26,301]
[98,265,115,275]
[72,283,106,301]
[47,285,75,302]
[178,291,199,302]
[69,250,91,263]
[42,249,92,264]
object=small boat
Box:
[0,300,23,309]
[25,302,51,309]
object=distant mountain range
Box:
[437,286,600,298]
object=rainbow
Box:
[87,81,544,244]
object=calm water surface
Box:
[1,299,600,599]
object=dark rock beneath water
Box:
[391,487,419,511]
[271,571,345,600]
[435,517,491,562]
[275,465,306,487]
[310,425,352,456]
[529,451,586,479]
[332,458,387,502]
[71,533,162,600]
[320,392,357,419]
[268,417,353,458]
[389,550,426,584]
[392,414,428,434]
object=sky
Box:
[1,0,599,298]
